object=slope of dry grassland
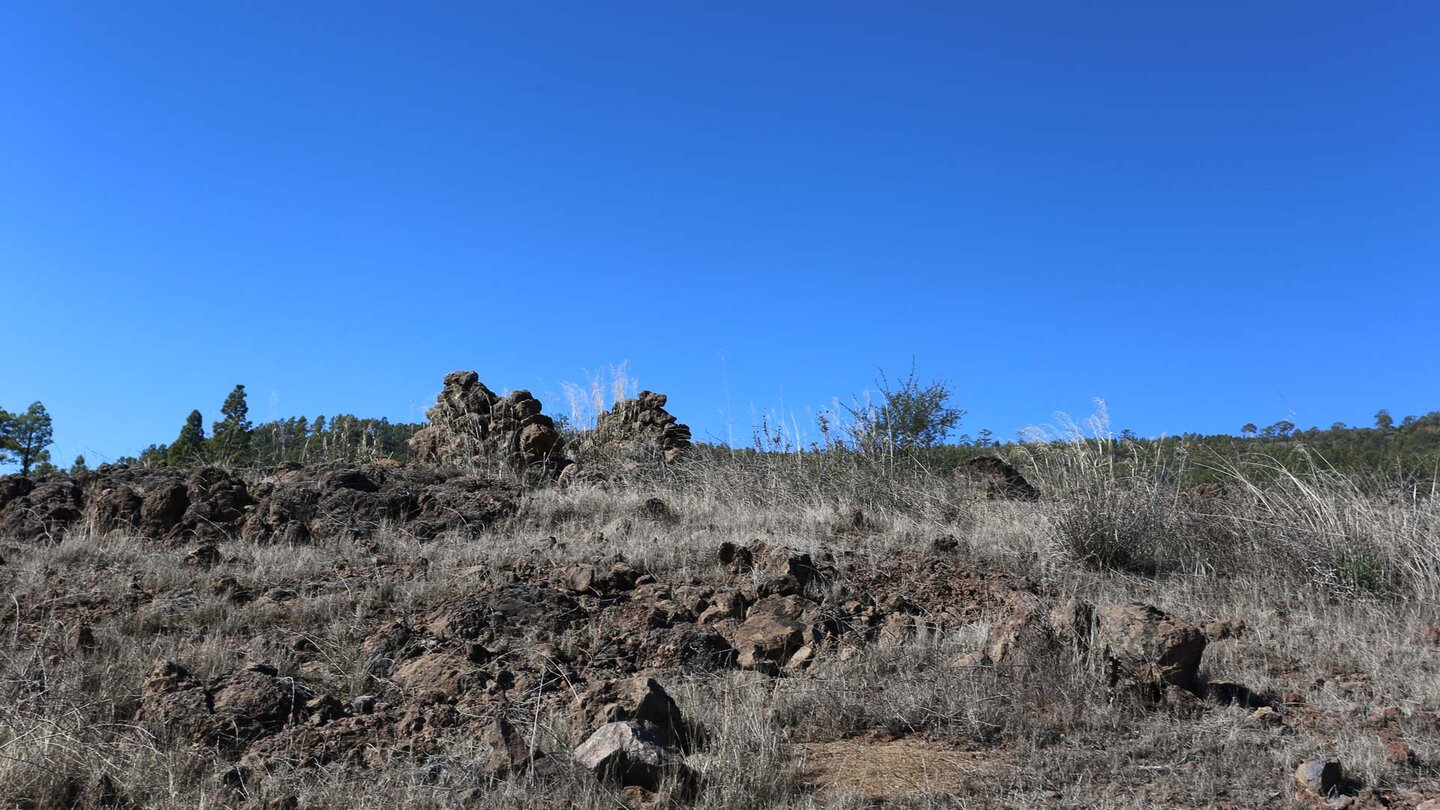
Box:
[1,448,1437,809]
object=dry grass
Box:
[2,440,1438,808]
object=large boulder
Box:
[1095,603,1207,696]
[571,677,697,752]
[573,720,693,793]
[407,371,565,469]
[0,478,83,542]
[731,595,816,671]
[178,467,253,540]
[241,463,422,544]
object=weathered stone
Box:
[482,716,536,778]
[136,660,312,753]
[573,720,691,792]
[1295,759,1342,795]
[408,371,565,470]
[390,652,486,697]
[571,677,695,751]
[573,390,692,463]
[732,596,812,670]
[1095,603,1207,695]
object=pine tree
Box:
[1,402,54,476]
[0,408,13,469]
[211,385,253,465]
[168,410,208,467]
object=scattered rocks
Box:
[0,462,517,546]
[137,661,314,754]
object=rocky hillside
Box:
[1,374,1437,809]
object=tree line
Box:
[123,385,425,468]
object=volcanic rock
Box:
[407,371,565,469]
[575,391,692,463]
[573,720,692,792]
[1295,759,1343,796]
[571,677,696,751]
[1096,603,1206,696]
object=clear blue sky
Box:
[3,2,1437,465]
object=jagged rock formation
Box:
[576,391,692,463]
[407,371,565,470]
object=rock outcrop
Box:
[407,371,565,470]
[0,463,517,545]
[576,391,692,463]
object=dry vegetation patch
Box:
[2,445,1438,809]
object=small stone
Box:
[786,645,815,669]
[350,695,378,715]
[948,650,991,670]
[1294,759,1342,795]
[1386,742,1416,766]
[67,623,97,653]
[184,543,221,568]
[1244,706,1283,727]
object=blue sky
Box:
[2,2,1437,465]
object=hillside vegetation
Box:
[1,375,1437,809]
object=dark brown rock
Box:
[732,595,814,670]
[1096,603,1206,696]
[572,677,696,751]
[960,456,1040,500]
[574,390,692,463]
[407,371,565,470]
